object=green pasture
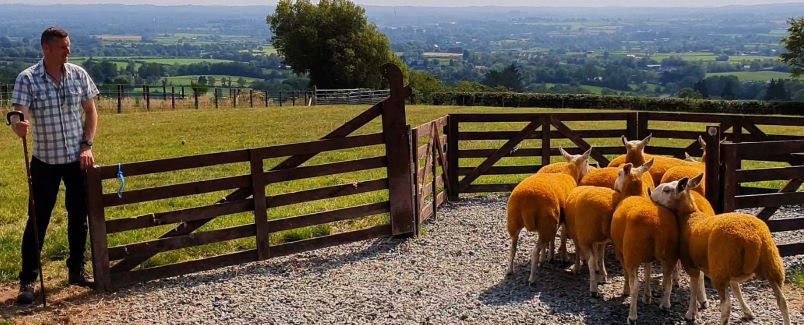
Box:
[706,71,796,82]
[0,105,801,286]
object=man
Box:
[10,27,99,304]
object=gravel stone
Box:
[78,195,803,324]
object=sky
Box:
[1,0,804,7]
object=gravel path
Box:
[76,195,802,324]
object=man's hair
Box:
[40,27,69,47]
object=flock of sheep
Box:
[505,135,790,324]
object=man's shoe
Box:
[16,281,35,305]
[68,268,94,287]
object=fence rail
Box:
[313,88,390,105]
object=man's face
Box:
[43,37,71,64]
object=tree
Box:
[482,63,524,92]
[781,17,804,77]
[765,79,789,101]
[267,0,407,89]
[678,87,703,99]
[693,79,709,98]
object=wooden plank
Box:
[457,146,625,158]
[736,166,804,182]
[767,218,804,232]
[457,129,624,141]
[704,126,722,213]
[111,249,257,288]
[269,202,390,233]
[458,121,540,191]
[270,225,391,258]
[432,127,451,197]
[253,133,385,159]
[99,149,249,179]
[550,116,609,166]
[727,140,804,159]
[541,118,551,166]
[108,224,255,262]
[448,115,460,200]
[747,115,804,126]
[457,165,541,176]
[739,186,781,195]
[454,112,632,122]
[734,192,804,209]
[465,184,518,193]
[644,146,688,156]
[723,145,738,212]
[267,179,388,208]
[102,175,251,207]
[106,199,253,234]
[250,151,270,260]
[419,202,433,223]
[411,128,421,237]
[265,157,386,184]
[778,242,804,257]
[86,166,112,291]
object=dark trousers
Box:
[19,157,88,284]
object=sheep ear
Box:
[639,133,652,148]
[636,158,655,174]
[689,173,704,189]
[621,135,629,146]
[623,163,633,176]
[677,177,690,193]
[580,147,592,161]
[559,146,573,161]
[684,152,694,161]
[647,188,652,197]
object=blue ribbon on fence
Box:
[117,163,126,199]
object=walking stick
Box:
[6,111,46,307]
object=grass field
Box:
[162,75,263,86]
[69,56,234,67]
[0,105,801,287]
[706,71,796,81]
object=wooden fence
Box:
[720,139,804,256]
[411,116,449,232]
[86,64,415,290]
[84,65,804,290]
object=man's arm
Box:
[10,104,31,138]
[79,99,97,169]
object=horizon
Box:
[1,0,804,7]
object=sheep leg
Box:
[585,246,599,297]
[642,262,653,304]
[717,285,731,325]
[686,272,700,321]
[507,234,519,275]
[730,281,754,320]
[673,262,682,288]
[769,281,790,325]
[595,243,608,283]
[659,262,674,310]
[529,240,546,284]
[570,239,582,274]
[547,238,555,262]
[697,272,709,309]
[559,225,568,262]
[627,266,640,324]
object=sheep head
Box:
[614,158,654,195]
[559,146,593,183]
[622,134,651,166]
[650,173,704,214]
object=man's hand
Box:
[12,120,29,138]
[79,147,94,170]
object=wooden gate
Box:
[411,116,450,234]
[86,64,416,290]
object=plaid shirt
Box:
[12,61,99,165]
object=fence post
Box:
[637,111,649,140]
[279,91,283,107]
[541,116,551,168]
[292,95,296,106]
[447,114,459,201]
[249,150,270,260]
[722,143,738,212]
[411,127,420,237]
[181,86,185,100]
[162,84,167,102]
[171,86,175,109]
[214,87,219,109]
[265,90,269,107]
[704,125,722,213]
[431,125,439,222]
[249,89,253,108]
[312,86,317,106]
[116,85,122,114]
[145,85,150,111]
[627,112,639,141]
[194,88,199,109]
[381,64,415,236]
[86,166,112,291]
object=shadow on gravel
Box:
[478,257,700,324]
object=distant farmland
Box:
[706,71,795,81]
